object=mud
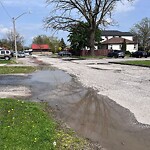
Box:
[1,69,150,150]
[40,81,150,150]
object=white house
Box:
[101,30,138,52]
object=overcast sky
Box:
[0,0,149,46]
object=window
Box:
[1,51,5,54]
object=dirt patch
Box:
[0,85,31,98]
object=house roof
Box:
[31,44,50,50]
[101,37,135,44]
[101,30,133,36]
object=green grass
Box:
[0,99,56,150]
[75,55,106,59]
[0,60,16,64]
[0,98,88,150]
[119,60,150,67]
[0,66,37,74]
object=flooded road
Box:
[1,69,150,150]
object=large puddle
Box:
[0,69,150,150]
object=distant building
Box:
[31,44,50,52]
[101,30,138,52]
[81,30,138,56]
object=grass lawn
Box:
[118,60,150,67]
[0,98,88,150]
[76,55,106,59]
[0,60,16,64]
[0,66,37,74]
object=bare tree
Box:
[45,0,133,55]
[6,30,24,50]
[131,17,150,50]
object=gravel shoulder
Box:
[38,56,150,125]
[0,86,30,98]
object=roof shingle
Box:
[102,37,135,44]
[101,30,133,36]
[31,44,49,50]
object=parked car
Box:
[148,51,150,57]
[14,51,25,58]
[24,51,30,56]
[0,49,12,60]
[24,50,31,56]
[58,51,72,57]
[107,50,125,58]
[18,51,25,58]
[131,51,148,58]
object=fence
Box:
[80,49,112,56]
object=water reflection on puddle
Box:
[1,69,150,150]
[44,83,150,150]
[29,70,72,84]
[27,69,150,150]
[25,69,72,101]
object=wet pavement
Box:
[0,68,150,150]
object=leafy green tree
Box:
[68,22,102,55]
[59,38,66,50]
[131,17,150,50]
[49,36,61,53]
[33,35,50,45]
[32,35,61,53]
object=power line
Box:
[0,0,11,19]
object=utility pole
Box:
[12,12,30,61]
[12,17,17,60]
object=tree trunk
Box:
[89,29,95,56]
[143,39,146,51]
